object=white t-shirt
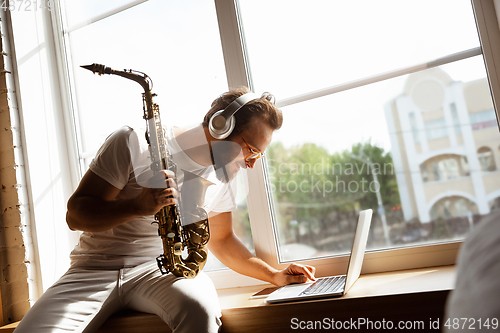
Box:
[70,125,237,269]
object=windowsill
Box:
[217,265,455,332]
[217,264,455,309]
[0,265,456,333]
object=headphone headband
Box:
[219,92,260,119]
[208,92,260,139]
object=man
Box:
[14,87,316,333]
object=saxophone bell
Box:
[180,170,214,226]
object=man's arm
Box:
[207,211,315,287]
[66,169,178,232]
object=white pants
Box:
[14,262,222,333]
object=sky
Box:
[62,0,486,156]
[237,0,485,153]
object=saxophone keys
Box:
[189,232,202,244]
[173,242,183,256]
[192,250,207,263]
[183,270,196,279]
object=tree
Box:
[266,140,401,251]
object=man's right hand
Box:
[67,169,180,232]
[134,170,179,216]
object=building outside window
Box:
[385,66,500,232]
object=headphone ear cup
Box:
[208,110,235,139]
[208,92,260,140]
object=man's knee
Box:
[170,295,221,332]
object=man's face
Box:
[212,123,273,183]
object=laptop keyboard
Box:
[299,275,346,296]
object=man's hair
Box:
[202,86,283,140]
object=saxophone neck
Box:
[81,63,152,93]
[82,63,163,170]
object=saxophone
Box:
[82,63,213,279]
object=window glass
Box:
[238,0,480,101]
[477,147,497,172]
[267,56,500,261]
[62,0,144,29]
[239,0,498,262]
[62,0,228,166]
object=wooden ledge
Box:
[0,266,456,333]
[218,265,455,332]
[218,265,456,308]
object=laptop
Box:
[265,209,373,304]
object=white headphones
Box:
[208,92,260,139]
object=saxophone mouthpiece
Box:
[81,63,112,75]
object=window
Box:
[422,155,468,183]
[425,118,448,141]
[409,112,420,143]
[420,164,429,182]
[477,146,497,172]
[429,197,478,235]
[437,158,460,181]
[470,109,498,130]
[237,0,500,274]
[450,103,462,135]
